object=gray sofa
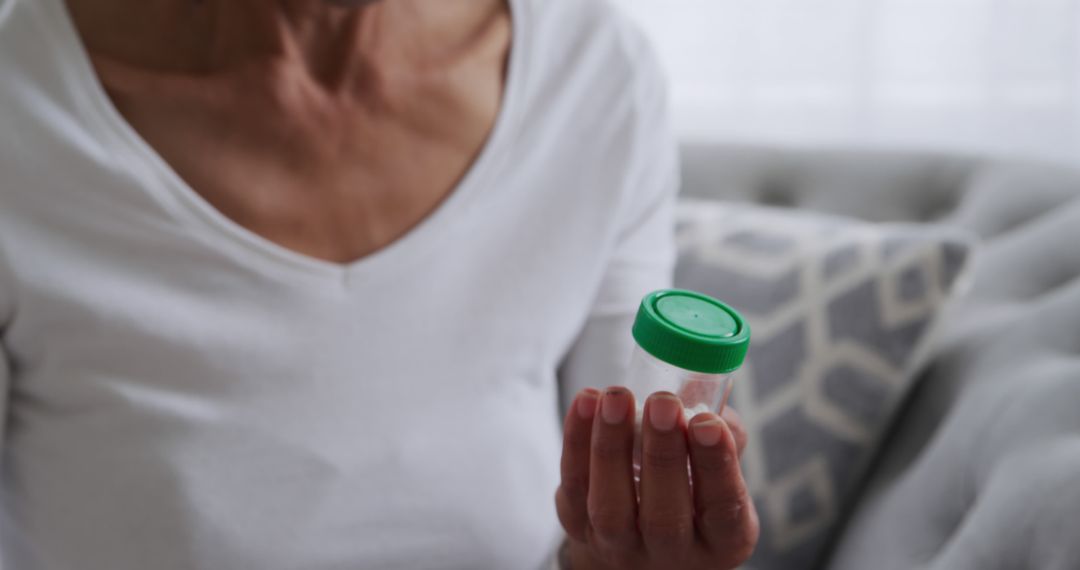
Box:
[680,145,1080,570]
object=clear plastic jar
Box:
[625,290,750,447]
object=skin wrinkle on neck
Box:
[62,0,511,264]
[67,0,504,85]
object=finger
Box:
[586,387,640,549]
[556,388,600,543]
[720,406,748,457]
[688,414,759,565]
[638,392,694,556]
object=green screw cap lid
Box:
[632,289,750,374]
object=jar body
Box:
[626,344,737,484]
[626,344,735,419]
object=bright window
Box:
[619,0,1080,164]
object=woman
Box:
[0,0,758,567]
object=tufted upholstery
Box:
[680,144,1080,570]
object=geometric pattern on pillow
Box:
[674,201,973,570]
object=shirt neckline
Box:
[40,0,528,284]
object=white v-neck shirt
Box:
[0,0,677,568]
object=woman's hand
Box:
[555,387,758,570]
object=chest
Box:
[102,68,503,265]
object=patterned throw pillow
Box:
[674,200,973,570]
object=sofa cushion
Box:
[827,169,1080,570]
[673,201,972,570]
[678,145,1080,570]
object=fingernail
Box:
[649,396,681,432]
[601,390,629,425]
[576,389,599,420]
[692,419,725,447]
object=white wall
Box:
[619,0,1080,165]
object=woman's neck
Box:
[64,0,506,83]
